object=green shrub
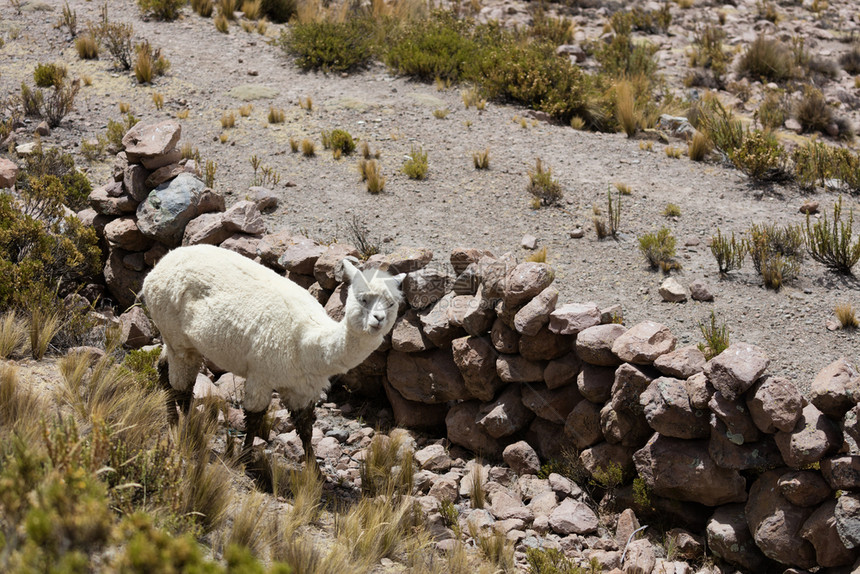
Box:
[805,197,860,275]
[525,547,581,574]
[527,158,562,206]
[698,311,729,360]
[328,129,356,155]
[19,143,92,211]
[689,25,728,84]
[639,227,678,271]
[694,95,744,158]
[710,228,747,274]
[385,12,479,82]
[530,6,575,44]
[402,145,428,180]
[728,129,785,181]
[756,90,788,131]
[137,0,185,20]
[748,223,803,289]
[281,18,376,73]
[594,32,658,80]
[33,62,67,88]
[792,140,832,190]
[737,35,794,82]
[831,147,860,192]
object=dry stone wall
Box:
[88,121,860,572]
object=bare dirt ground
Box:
[2,0,860,395]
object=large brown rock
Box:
[810,357,860,419]
[835,493,860,549]
[708,391,760,444]
[548,498,598,535]
[524,418,566,461]
[565,399,603,449]
[706,504,769,572]
[182,212,230,246]
[653,346,706,379]
[745,469,817,569]
[548,302,601,336]
[774,403,842,469]
[801,499,859,567]
[575,323,625,367]
[278,238,326,275]
[89,181,138,215]
[703,343,770,401]
[255,230,296,270]
[822,456,860,490]
[519,325,572,361]
[104,249,146,310]
[514,286,557,336]
[382,377,447,430]
[521,382,583,425]
[490,317,519,354]
[219,233,259,258]
[746,375,804,434]
[580,441,636,479]
[576,363,616,403]
[502,262,554,307]
[0,157,19,188]
[611,321,676,365]
[778,470,832,507]
[391,309,434,353]
[387,349,471,403]
[708,417,783,471]
[313,243,360,290]
[122,119,181,161]
[640,376,709,439]
[420,292,466,346]
[450,247,494,275]
[611,363,658,411]
[452,336,503,401]
[124,163,151,201]
[599,403,652,447]
[477,385,535,438]
[446,400,502,458]
[544,352,581,390]
[403,266,450,309]
[684,372,713,410]
[222,200,265,235]
[496,354,544,383]
[119,305,154,349]
[633,434,747,506]
[503,441,541,475]
[366,246,433,275]
[104,216,152,251]
[461,285,495,336]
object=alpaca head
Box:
[342,258,405,335]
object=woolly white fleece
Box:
[142,244,403,413]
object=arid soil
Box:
[2,0,860,395]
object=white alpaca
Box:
[141,243,404,464]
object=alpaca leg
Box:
[162,344,201,423]
[239,408,267,465]
[157,351,179,425]
[294,403,317,468]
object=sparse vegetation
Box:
[688,131,711,161]
[728,129,786,181]
[805,197,860,275]
[527,158,562,206]
[698,311,730,360]
[402,145,429,180]
[301,138,316,157]
[663,203,681,217]
[748,223,804,289]
[281,18,376,73]
[835,302,858,329]
[737,35,794,83]
[593,188,621,240]
[268,106,285,123]
[75,34,99,59]
[710,229,747,275]
[472,148,490,169]
[639,227,679,272]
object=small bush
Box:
[595,29,658,80]
[282,18,376,73]
[99,21,135,70]
[204,160,216,187]
[75,34,99,59]
[688,131,711,161]
[693,95,745,158]
[134,41,170,84]
[34,62,67,88]
[698,311,729,360]
[0,312,27,359]
[710,229,747,274]
[593,188,621,240]
[748,223,803,289]
[301,139,315,157]
[665,145,682,159]
[792,140,832,190]
[639,227,678,271]
[191,0,214,16]
[221,111,236,128]
[402,146,428,180]
[794,85,833,135]
[215,12,229,32]
[472,148,489,169]
[527,158,562,206]
[267,106,285,123]
[840,43,860,75]
[138,0,185,20]
[737,35,794,83]
[663,203,681,217]
[835,302,858,329]
[756,90,789,131]
[805,197,860,275]
[689,25,729,84]
[728,129,786,181]
[329,129,355,155]
[363,160,385,194]
[385,12,478,82]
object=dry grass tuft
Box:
[152,92,164,110]
[0,364,47,440]
[75,34,98,59]
[835,302,859,329]
[28,307,61,360]
[461,86,480,109]
[433,108,449,119]
[363,160,385,194]
[242,0,261,19]
[0,311,27,359]
[665,145,682,159]
[221,110,236,128]
[360,433,414,497]
[615,80,637,137]
[239,103,253,117]
[472,148,490,170]
[299,96,313,111]
[335,495,427,569]
[525,246,547,263]
[215,12,229,32]
[688,131,711,161]
[289,136,299,153]
[301,138,316,157]
[226,490,276,557]
[281,463,323,532]
[268,106,285,123]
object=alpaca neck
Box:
[315,320,380,375]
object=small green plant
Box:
[433,108,449,119]
[281,18,375,73]
[438,499,460,536]
[632,477,653,511]
[756,90,788,131]
[793,140,832,190]
[590,461,625,490]
[710,228,747,275]
[663,203,681,217]
[97,17,135,70]
[805,197,860,275]
[472,148,489,169]
[138,0,185,20]
[267,106,285,123]
[402,145,429,180]
[34,62,67,88]
[525,547,581,574]
[835,302,858,329]
[695,95,745,158]
[728,129,785,181]
[639,227,679,271]
[748,222,803,289]
[328,129,355,156]
[527,158,562,206]
[698,311,729,360]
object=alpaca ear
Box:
[341,258,360,283]
[392,273,406,287]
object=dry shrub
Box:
[615,80,637,137]
[0,311,27,359]
[835,302,858,329]
[688,131,711,161]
